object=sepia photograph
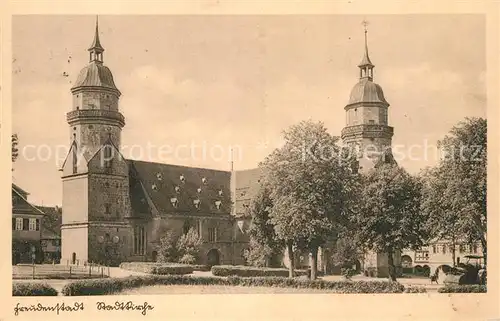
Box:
[7,10,492,310]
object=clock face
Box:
[113,235,120,243]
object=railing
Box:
[13,262,111,279]
[66,109,125,126]
[341,124,394,138]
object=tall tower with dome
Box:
[341,22,395,172]
[60,18,133,266]
[340,23,401,277]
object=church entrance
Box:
[207,249,220,267]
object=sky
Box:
[12,14,486,206]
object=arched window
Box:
[72,142,78,174]
[103,144,112,168]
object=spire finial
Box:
[358,19,374,80]
[88,15,104,63]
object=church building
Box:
[60,20,258,267]
[60,19,400,276]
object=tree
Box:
[331,236,361,270]
[262,120,358,279]
[429,117,487,264]
[12,134,19,165]
[245,185,283,267]
[157,229,179,263]
[176,227,203,264]
[355,164,426,281]
[421,166,461,266]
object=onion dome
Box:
[71,17,120,95]
[348,79,388,106]
[346,23,388,107]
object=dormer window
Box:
[218,190,223,196]
[197,187,202,193]
[215,200,222,209]
[156,173,163,180]
[202,177,207,184]
[175,186,180,193]
[170,197,178,208]
[180,174,185,183]
[193,199,201,209]
[152,183,158,191]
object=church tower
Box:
[340,22,401,277]
[61,17,132,266]
[341,22,394,172]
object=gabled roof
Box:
[127,160,232,217]
[12,183,29,197]
[12,185,45,216]
[233,168,264,217]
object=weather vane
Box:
[362,19,369,33]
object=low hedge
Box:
[438,285,487,293]
[61,275,405,296]
[13,282,58,296]
[403,286,427,293]
[211,265,311,277]
[119,262,193,275]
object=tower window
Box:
[72,142,78,174]
[103,145,112,168]
[76,107,80,110]
[105,203,111,214]
[73,127,76,131]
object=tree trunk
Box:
[451,242,456,267]
[310,246,318,280]
[387,250,397,282]
[287,241,295,278]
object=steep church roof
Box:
[127,160,232,217]
[232,168,265,217]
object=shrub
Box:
[179,254,196,265]
[176,228,203,263]
[404,286,427,293]
[62,275,405,295]
[341,268,355,280]
[13,282,58,296]
[438,285,487,293]
[154,265,193,275]
[119,262,193,275]
[211,265,311,277]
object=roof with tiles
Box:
[127,160,232,217]
[12,183,29,198]
[233,168,265,217]
[12,185,45,216]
